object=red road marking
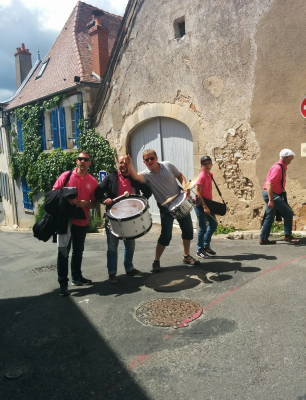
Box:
[127,255,306,370]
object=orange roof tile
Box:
[6,1,122,111]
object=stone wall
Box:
[94,0,306,229]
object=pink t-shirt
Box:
[195,171,213,200]
[263,161,287,195]
[53,169,98,226]
[117,172,134,196]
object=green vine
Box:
[10,96,116,203]
[43,94,66,110]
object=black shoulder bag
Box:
[196,176,227,216]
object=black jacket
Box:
[44,187,86,234]
[95,171,152,203]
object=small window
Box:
[49,118,53,140]
[71,108,76,138]
[36,59,49,80]
[174,16,185,39]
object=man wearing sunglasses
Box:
[53,151,98,296]
[125,150,199,272]
[95,156,151,284]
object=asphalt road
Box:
[0,228,306,400]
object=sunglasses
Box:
[77,157,90,162]
[144,157,155,162]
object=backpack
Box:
[33,213,57,242]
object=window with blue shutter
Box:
[51,109,59,149]
[17,120,23,152]
[74,103,81,148]
[40,114,46,150]
[21,177,33,210]
[58,107,67,150]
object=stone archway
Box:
[120,103,203,175]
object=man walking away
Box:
[260,149,299,245]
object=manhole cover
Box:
[136,299,202,327]
[145,269,208,292]
[32,265,57,274]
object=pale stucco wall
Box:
[94,0,306,229]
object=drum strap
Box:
[211,176,226,205]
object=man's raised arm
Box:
[125,155,145,183]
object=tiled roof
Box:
[6,1,122,111]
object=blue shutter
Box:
[58,107,67,150]
[21,177,33,210]
[40,114,46,150]
[17,120,23,152]
[74,103,81,148]
[51,109,59,149]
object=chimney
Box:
[87,10,109,80]
[14,43,32,89]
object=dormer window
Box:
[36,59,49,80]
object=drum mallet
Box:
[112,191,130,202]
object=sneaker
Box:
[196,250,210,259]
[60,284,70,296]
[203,246,216,255]
[109,273,118,284]
[71,276,93,286]
[126,268,143,277]
[151,260,161,273]
[183,255,200,265]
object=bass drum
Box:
[105,195,152,240]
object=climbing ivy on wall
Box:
[10,96,116,202]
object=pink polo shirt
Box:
[117,172,134,196]
[195,171,213,200]
[53,169,98,226]
[263,161,287,195]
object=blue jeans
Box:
[57,224,88,285]
[106,223,135,275]
[260,190,293,240]
[194,205,218,251]
[158,207,193,246]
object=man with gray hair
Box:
[125,150,199,272]
[260,149,299,244]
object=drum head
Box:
[110,198,145,219]
[168,193,185,210]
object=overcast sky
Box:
[0,0,128,102]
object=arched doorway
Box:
[130,117,196,224]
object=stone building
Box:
[90,0,306,229]
[1,2,122,228]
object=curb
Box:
[227,231,306,240]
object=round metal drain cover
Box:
[136,299,202,328]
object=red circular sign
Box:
[300,96,306,118]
